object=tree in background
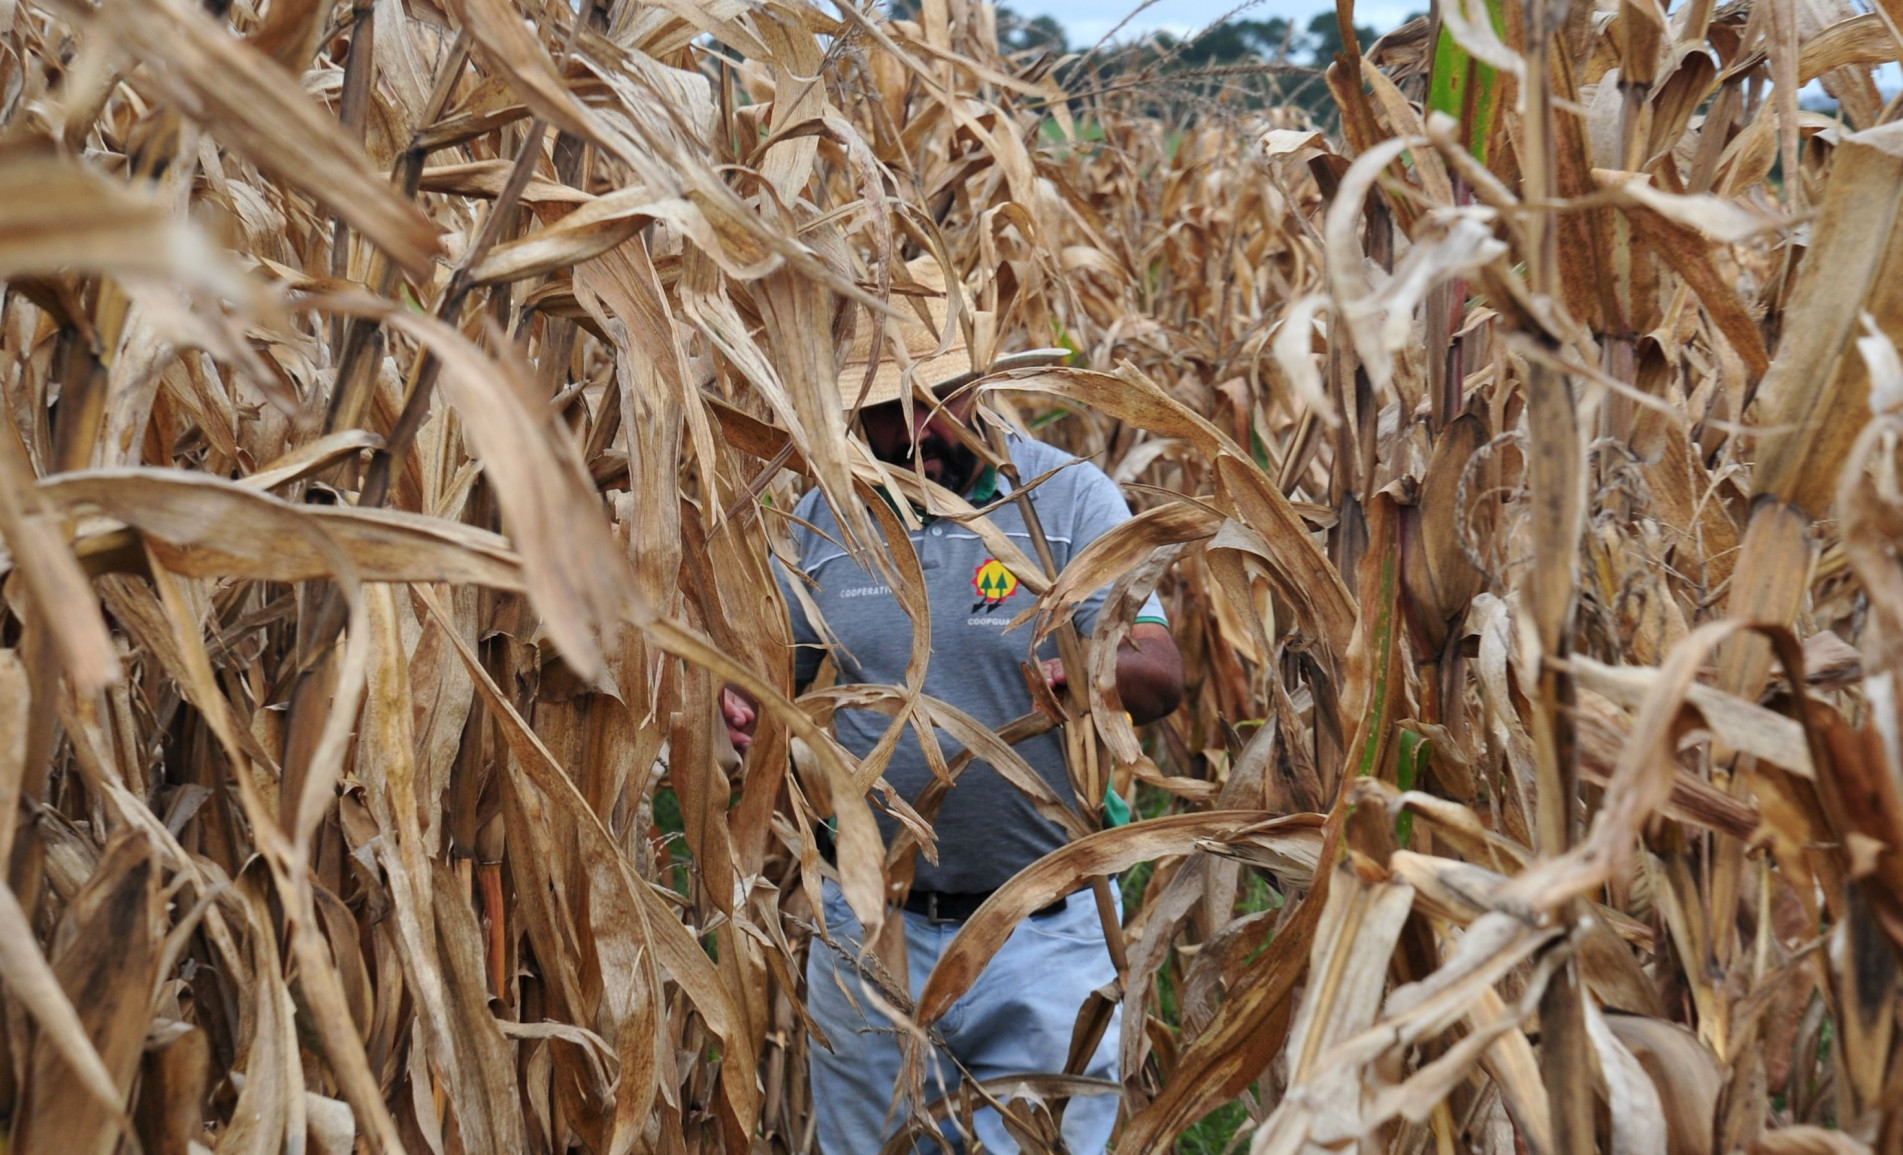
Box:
[902,2,1379,76]
[997,5,1068,54]
[880,4,1394,134]
[888,1,1069,54]
[1157,16,1296,68]
[1063,9,1381,127]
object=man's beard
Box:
[879,434,980,495]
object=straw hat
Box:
[835,258,1069,410]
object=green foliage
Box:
[1426,0,1505,161]
[1178,1098,1251,1155]
[651,785,694,899]
[1395,727,1429,846]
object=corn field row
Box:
[0,0,1897,1150]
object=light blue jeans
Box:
[806,878,1122,1154]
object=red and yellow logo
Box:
[971,558,1019,612]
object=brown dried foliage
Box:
[0,0,1898,1150]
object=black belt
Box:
[904,888,1069,924]
[816,823,1070,925]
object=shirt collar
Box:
[969,465,999,505]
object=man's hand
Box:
[1039,622,1184,725]
[721,686,759,754]
[1040,657,1068,692]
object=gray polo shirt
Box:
[778,435,1167,893]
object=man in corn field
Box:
[723,261,1184,1153]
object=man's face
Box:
[858,390,982,494]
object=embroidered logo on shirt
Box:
[970,558,1019,613]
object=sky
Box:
[1012,0,1421,47]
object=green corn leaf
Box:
[1427,0,1507,164]
[1394,727,1430,847]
